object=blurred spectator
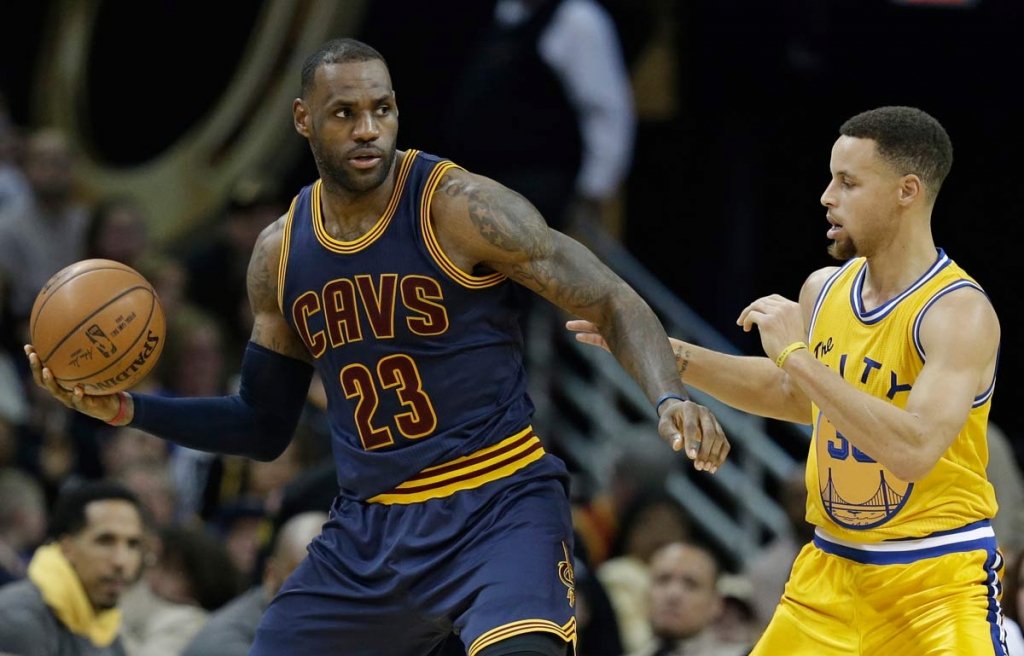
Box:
[22,393,79,503]
[99,427,169,479]
[0,418,15,469]
[0,481,144,656]
[114,464,181,529]
[0,469,47,585]
[157,306,227,400]
[213,500,267,583]
[185,178,282,354]
[442,0,635,232]
[574,441,676,567]
[134,254,189,322]
[743,464,812,628]
[84,197,150,268]
[153,306,229,522]
[573,554,623,656]
[0,94,29,213]
[597,488,691,653]
[628,542,747,656]
[181,511,327,656]
[120,526,241,656]
[0,128,89,323]
[986,421,1024,552]
[1002,550,1024,655]
[713,574,758,649]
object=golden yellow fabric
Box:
[805,252,997,542]
[27,543,122,647]
[751,543,1006,655]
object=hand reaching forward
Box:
[736,294,805,363]
[23,345,128,424]
[566,319,730,473]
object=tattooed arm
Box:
[571,268,833,424]
[432,169,729,470]
[247,216,314,363]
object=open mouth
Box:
[827,214,843,239]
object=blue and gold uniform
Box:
[250,151,576,656]
[753,249,1007,655]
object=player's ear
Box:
[898,174,922,206]
[293,98,312,138]
[393,90,399,118]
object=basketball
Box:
[30,259,166,395]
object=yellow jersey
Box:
[805,249,997,543]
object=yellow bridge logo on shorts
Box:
[558,541,575,608]
[815,411,914,529]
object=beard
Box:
[310,138,395,194]
[828,235,858,261]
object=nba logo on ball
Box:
[84,324,117,358]
[30,259,166,394]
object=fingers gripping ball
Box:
[30,259,166,394]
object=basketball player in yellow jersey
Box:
[569,106,1006,654]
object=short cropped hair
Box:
[300,38,388,98]
[48,480,142,540]
[840,106,953,200]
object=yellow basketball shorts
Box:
[751,519,1008,655]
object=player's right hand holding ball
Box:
[23,345,128,425]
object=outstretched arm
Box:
[740,286,999,481]
[25,216,314,461]
[568,268,834,424]
[432,169,729,471]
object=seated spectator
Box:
[574,441,676,568]
[182,511,327,656]
[628,542,748,656]
[120,526,241,656]
[597,488,691,653]
[713,574,758,649]
[573,553,623,656]
[0,128,89,324]
[84,197,149,268]
[0,481,145,656]
[0,469,47,585]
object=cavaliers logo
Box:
[558,541,575,608]
[816,411,914,529]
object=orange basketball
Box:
[30,259,166,394]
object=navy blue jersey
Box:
[279,150,538,501]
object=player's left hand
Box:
[736,294,805,362]
[658,399,730,473]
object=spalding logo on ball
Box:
[30,259,166,394]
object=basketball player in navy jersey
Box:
[25,39,729,656]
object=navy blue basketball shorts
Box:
[249,459,577,656]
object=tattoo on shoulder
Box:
[247,221,284,313]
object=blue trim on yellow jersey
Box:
[911,278,996,408]
[912,279,984,361]
[850,248,950,325]
[986,549,1010,656]
[813,519,995,565]
[807,259,859,341]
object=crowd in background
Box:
[2,1,1024,655]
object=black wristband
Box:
[655,393,687,416]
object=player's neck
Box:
[318,153,400,233]
[862,231,938,305]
